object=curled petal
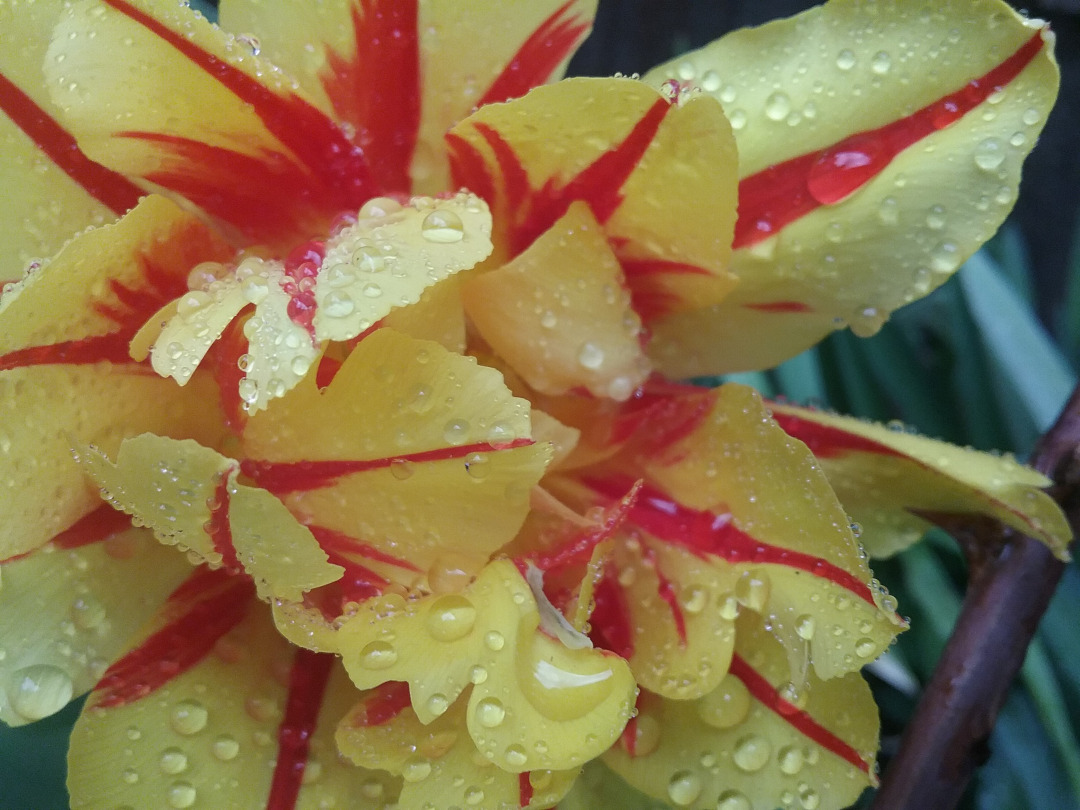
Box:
[337,684,578,810]
[645,0,1059,373]
[337,559,637,772]
[79,434,343,601]
[772,403,1072,559]
[605,615,879,810]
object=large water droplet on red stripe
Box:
[806,135,890,206]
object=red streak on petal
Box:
[0,72,142,214]
[729,653,870,774]
[589,568,634,659]
[478,1,591,107]
[53,504,133,550]
[0,332,142,371]
[616,387,714,457]
[744,300,813,313]
[207,317,250,434]
[305,549,387,621]
[93,568,254,708]
[771,411,903,460]
[619,258,712,279]
[526,480,640,571]
[620,715,639,757]
[102,0,375,235]
[3,505,132,564]
[206,472,242,574]
[641,543,686,645]
[454,98,670,257]
[266,649,335,810]
[518,772,535,808]
[321,0,420,193]
[354,681,411,727]
[734,31,1045,249]
[586,478,876,606]
[618,257,716,322]
[240,437,535,493]
[307,525,420,572]
[446,132,497,212]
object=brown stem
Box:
[871,383,1080,810]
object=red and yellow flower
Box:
[0,1,1069,809]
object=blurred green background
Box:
[3,1,1079,808]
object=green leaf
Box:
[560,760,672,810]
[0,698,82,810]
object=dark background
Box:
[568,0,1080,333]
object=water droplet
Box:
[733,735,771,772]
[728,109,747,130]
[735,571,770,611]
[322,290,355,317]
[470,665,489,684]
[7,665,73,721]
[1022,107,1041,126]
[167,781,197,808]
[241,276,269,304]
[464,786,485,806]
[930,241,959,274]
[361,282,383,298]
[697,673,750,728]
[402,755,432,782]
[680,585,708,615]
[212,734,240,761]
[159,747,188,774]
[717,791,752,810]
[836,49,856,71]
[359,640,398,669]
[71,595,106,629]
[359,197,403,219]
[426,693,449,716]
[764,91,792,121]
[389,459,414,480]
[121,767,139,785]
[170,700,208,735]
[667,770,703,806]
[701,70,721,92]
[799,786,821,809]
[425,594,477,642]
[973,137,1006,171]
[778,744,805,775]
[778,681,809,712]
[577,342,605,370]
[238,378,259,404]
[290,356,311,377]
[718,592,740,621]
[505,744,528,768]
[855,637,877,658]
[421,209,465,243]
[926,205,946,230]
[795,614,816,640]
[484,631,505,651]
[871,51,892,75]
[807,136,888,205]
[443,419,470,445]
[878,196,899,225]
[475,697,506,728]
[464,453,489,480]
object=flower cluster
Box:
[0,1,1070,809]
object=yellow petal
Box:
[219,0,597,195]
[605,615,879,810]
[464,201,650,400]
[313,193,492,342]
[0,196,230,558]
[382,275,467,354]
[337,684,578,810]
[447,77,736,322]
[242,329,550,586]
[646,0,1059,373]
[337,559,637,772]
[0,515,190,726]
[43,0,378,248]
[68,590,398,809]
[771,403,1072,559]
[79,433,343,602]
[0,0,141,281]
